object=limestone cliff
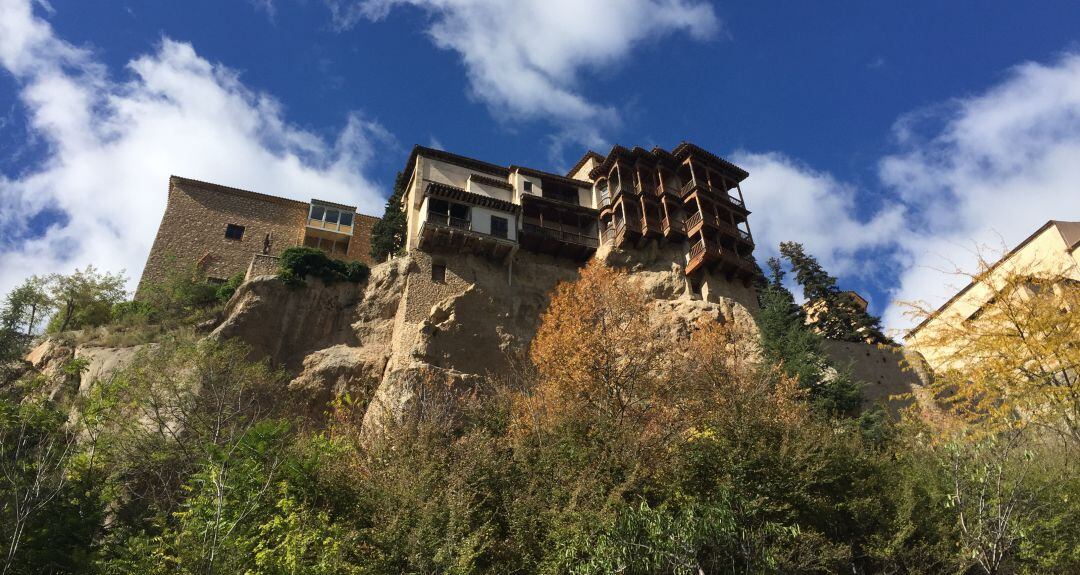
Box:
[22,245,925,431]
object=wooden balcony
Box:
[685,237,721,275]
[613,217,643,248]
[418,215,516,261]
[684,237,759,279]
[520,221,598,260]
[661,214,686,238]
[679,180,749,215]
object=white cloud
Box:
[0,0,390,297]
[333,0,719,151]
[731,151,905,277]
[877,51,1080,331]
[738,51,1080,336]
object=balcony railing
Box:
[598,190,611,209]
[522,222,598,248]
[685,211,703,232]
[427,213,470,230]
[679,180,746,209]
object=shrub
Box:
[215,273,245,303]
[278,247,369,287]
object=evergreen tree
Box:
[369,171,408,262]
[779,241,889,344]
[755,257,862,416]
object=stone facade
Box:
[138,176,377,295]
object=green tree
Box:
[46,266,127,333]
[756,257,862,416]
[1,278,50,376]
[369,171,408,262]
[779,241,889,344]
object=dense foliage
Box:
[278,247,370,286]
[368,171,408,262]
[0,261,1077,574]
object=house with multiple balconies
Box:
[399,142,759,283]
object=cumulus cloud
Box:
[332,0,719,150]
[0,0,390,296]
[739,51,1080,335]
[731,151,906,277]
[877,51,1080,330]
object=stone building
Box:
[138,176,377,294]
[906,220,1080,373]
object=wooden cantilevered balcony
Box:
[684,209,755,248]
[661,213,686,238]
[519,194,599,260]
[679,180,749,215]
[418,213,516,261]
[613,216,643,248]
[684,237,759,280]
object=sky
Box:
[1,0,1079,335]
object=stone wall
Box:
[139,177,309,294]
[822,340,925,414]
[139,176,379,297]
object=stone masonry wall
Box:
[139,176,378,296]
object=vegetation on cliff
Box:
[0,260,1078,574]
[368,171,408,262]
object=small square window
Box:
[309,205,325,220]
[338,212,354,227]
[225,224,245,240]
[491,216,508,239]
[432,263,446,283]
[523,180,533,192]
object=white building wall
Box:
[471,206,518,241]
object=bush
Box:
[278,247,370,287]
[215,273,245,303]
[110,300,158,324]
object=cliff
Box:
[23,246,924,430]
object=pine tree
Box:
[779,241,888,344]
[755,257,862,415]
[369,171,408,262]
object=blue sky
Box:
[2,0,1080,333]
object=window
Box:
[432,263,446,283]
[491,216,508,239]
[309,205,325,220]
[225,224,245,240]
[339,212,353,227]
[524,180,533,193]
[324,209,339,225]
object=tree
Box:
[45,266,127,333]
[903,259,1080,446]
[1,278,50,375]
[369,171,408,262]
[780,242,888,344]
[756,258,862,416]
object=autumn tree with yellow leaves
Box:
[905,258,1080,446]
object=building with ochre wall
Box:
[138,176,377,294]
[906,220,1080,373]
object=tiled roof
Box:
[671,142,749,181]
[511,166,592,189]
[565,150,605,178]
[468,173,513,191]
[171,175,311,208]
[906,220,1080,338]
[426,181,520,214]
[402,145,510,189]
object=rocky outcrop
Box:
[22,339,145,402]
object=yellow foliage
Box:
[903,256,1080,445]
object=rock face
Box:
[22,339,146,402]
[25,243,919,432]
